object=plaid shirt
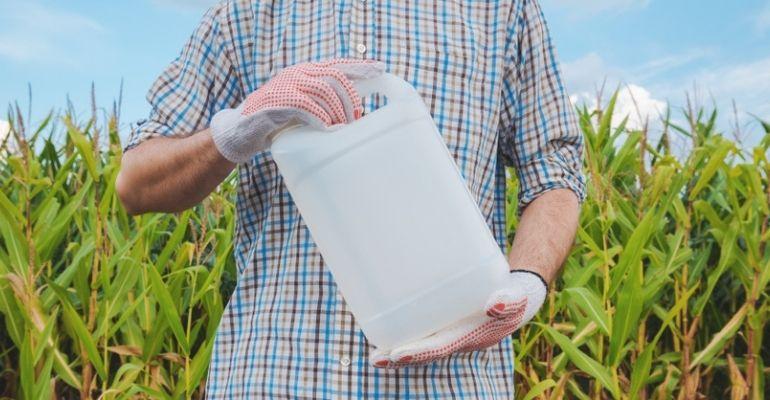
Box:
[126,0,585,398]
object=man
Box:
[116,0,584,398]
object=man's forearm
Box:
[116,129,235,215]
[507,188,581,284]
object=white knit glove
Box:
[210,59,385,163]
[370,270,548,368]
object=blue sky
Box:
[1,0,769,146]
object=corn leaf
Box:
[146,262,191,355]
[47,282,107,381]
[690,303,748,369]
[564,287,610,336]
[539,323,620,398]
[522,379,557,400]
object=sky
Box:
[1,0,769,147]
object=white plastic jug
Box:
[271,73,510,349]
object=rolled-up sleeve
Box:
[124,2,242,152]
[498,0,586,210]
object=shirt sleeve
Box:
[124,2,242,152]
[498,0,586,210]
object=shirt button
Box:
[340,356,351,367]
[356,43,367,54]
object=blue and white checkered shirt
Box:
[126,0,585,398]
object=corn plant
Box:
[0,108,238,399]
[511,94,770,399]
[0,95,768,399]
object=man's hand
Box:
[117,59,385,215]
[371,271,547,368]
[211,59,385,163]
[370,188,580,368]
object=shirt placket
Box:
[349,0,370,59]
[330,3,370,374]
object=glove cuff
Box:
[506,270,548,327]
[210,107,252,163]
[509,269,548,292]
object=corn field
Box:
[0,95,769,399]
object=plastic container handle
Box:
[270,73,418,142]
[353,72,419,103]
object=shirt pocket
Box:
[375,8,499,206]
[385,28,494,164]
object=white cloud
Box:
[563,51,770,147]
[571,84,667,131]
[615,84,667,131]
[0,2,105,65]
[562,53,668,132]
